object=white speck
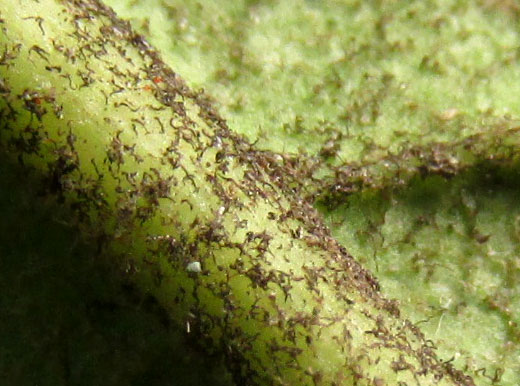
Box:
[179,18,189,31]
[217,206,226,216]
[435,312,445,336]
[213,136,223,149]
[439,108,459,121]
[186,321,191,333]
[186,261,201,273]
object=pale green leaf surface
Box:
[2,0,520,385]
[106,1,520,384]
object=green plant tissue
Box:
[2,0,520,385]
[106,0,520,384]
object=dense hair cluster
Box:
[0,1,499,384]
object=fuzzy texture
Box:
[106,1,520,384]
[2,0,520,385]
[0,1,480,385]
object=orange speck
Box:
[152,76,163,84]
